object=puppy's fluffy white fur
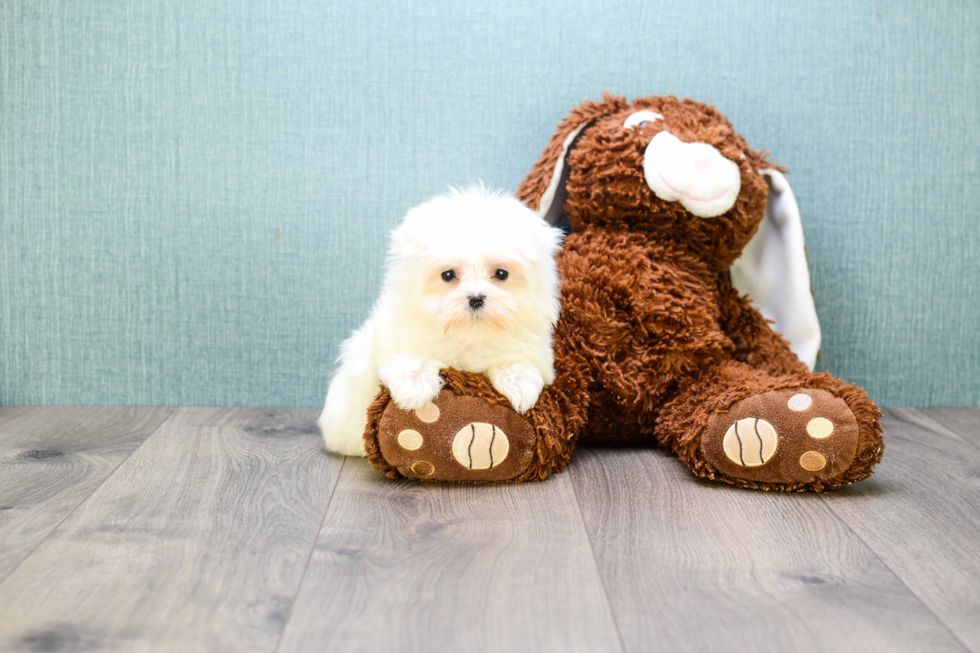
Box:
[319,186,563,456]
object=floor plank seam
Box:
[817,493,975,653]
[272,454,347,653]
[0,407,178,589]
[567,461,629,653]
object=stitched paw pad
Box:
[376,389,536,482]
[701,389,860,485]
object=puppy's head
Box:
[389,186,563,337]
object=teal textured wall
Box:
[1,0,978,407]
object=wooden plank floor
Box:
[0,406,978,653]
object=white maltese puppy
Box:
[319,186,563,456]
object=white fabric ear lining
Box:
[730,169,821,371]
[536,122,589,226]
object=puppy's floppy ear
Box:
[389,217,426,261]
[517,216,565,263]
[730,169,821,371]
[517,93,629,229]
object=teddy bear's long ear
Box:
[517,94,628,227]
[729,169,822,371]
[530,122,590,229]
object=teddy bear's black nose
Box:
[468,294,485,310]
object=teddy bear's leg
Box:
[657,361,883,491]
[363,352,591,483]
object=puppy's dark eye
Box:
[494,269,509,281]
[441,270,456,282]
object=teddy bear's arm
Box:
[715,278,809,378]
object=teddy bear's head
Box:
[518,93,778,270]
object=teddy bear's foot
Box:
[372,388,537,482]
[700,388,866,488]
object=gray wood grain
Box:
[0,406,174,582]
[3,407,979,653]
[820,408,980,652]
[570,446,968,653]
[918,407,980,450]
[275,458,623,653]
[0,407,340,653]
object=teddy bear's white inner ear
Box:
[537,122,589,227]
[730,169,821,371]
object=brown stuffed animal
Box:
[363,93,884,491]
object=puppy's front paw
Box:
[378,355,445,411]
[387,368,443,411]
[488,363,544,414]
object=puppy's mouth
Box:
[465,295,504,326]
[466,303,506,328]
[437,292,518,335]
[440,301,508,334]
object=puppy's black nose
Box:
[468,294,485,310]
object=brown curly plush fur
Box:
[366,93,884,491]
